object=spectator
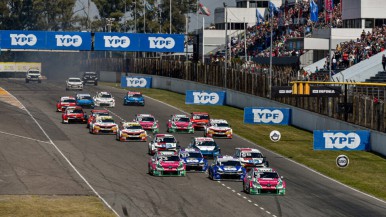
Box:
[382,54,386,71]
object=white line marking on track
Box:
[260,207,264,210]
[105,108,126,122]
[4,89,120,217]
[266,211,271,214]
[232,190,236,192]
[0,130,51,144]
[243,196,247,199]
[273,215,277,217]
[254,204,259,207]
[222,184,226,186]
[248,200,252,203]
[226,186,231,189]
[237,193,241,196]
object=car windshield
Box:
[193,115,209,120]
[241,152,263,158]
[79,96,91,100]
[139,116,154,122]
[255,172,279,179]
[156,137,176,143]
[159,156,180,161]
[196,141,216,146]
[28,71,40,74]
[181,152,202,158]
[100,94,112,98]
[69,109,83,114]
[95,112,109,116]
[128,94,142,98]
[176,117,190,122]
[214,123,229,127]
[220,160,241,166]
[69,79,81,82]
[124,125,142,129]
[85,72,96,75]
[101,119,115,123]
[63,99,76,103]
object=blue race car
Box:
[179,148,208,172]
[208,155,246,181]
[123,91,145,106]
[76,93,95,109]
[188,137,221,158]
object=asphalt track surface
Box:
[1,79,386,217]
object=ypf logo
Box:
[192,92,219,104]
[55,35,82,47]
[323,132,361,149]
[252,109,284,124]
[10,34,37,46]
[148,37,175,49]
[104,36,130,48]
[126,77,147,87]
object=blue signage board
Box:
[46,32,91,50]
[244,107,291,125]
[140,34,185,52]
[121,76,152,88]
[0,30,47,49]
[185,91,226,105]
[94,33,140,51]
[313,130,370,151]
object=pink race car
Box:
[166,114,194,133]
[148,151,186,176]
[134,114,159,133]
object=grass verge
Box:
[106,83,386,201]
[0,195,115,217]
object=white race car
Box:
[204,119,233,139]
[234,148,269,169]
[93,91,115,107]
[89,116,118,134]
[66,77,83,91]
[148,134,179,155]
[116,122,147,142]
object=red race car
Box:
[87,109,110,128]
[62,106,87,124]
[190,112,210,130]
[56,96,76,112]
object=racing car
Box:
[208,155,246,181]
[190,112,210,130]
[148,151,186,176]
[89,116,118,134]
[234,148,269,169]
[87,109,110,128]
[56,96,76,112]
[116,122,148,142]
[179,148,208,172]
[187,137,221,158]
[133,114,159,133]
[167,114,194,133]
[204,119,233,139]
[243,167,286,195]
[93,91,115,107]
[123,91,145,106]
[62,106,87,124]
[148,134,179,155]
[75,93,95,109]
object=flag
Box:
[256,9,265,25]
[310,0,319,22]
[268,1,278,17]
[198,2,211,16]
[325,0,334,22]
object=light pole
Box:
[106,18,115,58]
[135,0,137,33]
[269,0,273,99]
[170,0,172,33]
[223,2,228,88]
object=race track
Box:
[1,79,386,217]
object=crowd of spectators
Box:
[217,0,343,61]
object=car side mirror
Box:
[280,176,284,179]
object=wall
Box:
[100,71,119,83]
[140,74,386,156]
[343,0,386,20]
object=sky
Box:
[75,0,236,32]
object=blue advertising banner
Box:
[140,34,185,52]
[121,76,152,88]
[94,33,184,52]
[313,130,370,151]
[94,33,140,51]
[185,91,226,105]
[244,107,291,125]
[46,32,91,50]
[0,30,47,49]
